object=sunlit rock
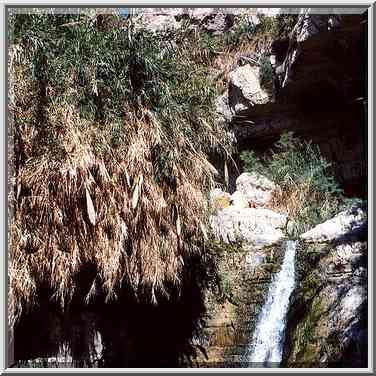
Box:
[236,172,277,207]
[300,204,366,243]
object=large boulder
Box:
[210,207,287,248]
[300,204,367,243]
[235,172,277,207]
[228,65,270,113]
[209,173,284,247]
[137,13,181,33]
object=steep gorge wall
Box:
[232,13,367,197]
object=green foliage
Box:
[256,15,279,36]
[205,239,244,256]
[197,32,221,56]
[240,132,346,234]
[256,14,298,39]
[241,132,343,195]
[274,14,299,38]
[258,55,274,87]
[223,18,257,46]
[11,13,231,179]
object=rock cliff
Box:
[228,12,367,197]
[282,204,367,367]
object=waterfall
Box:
[246,240,297,367]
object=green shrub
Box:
[223,18,257,46]
[240,132,347,234]
[258,55,274,87]
[197,32,221,56]
[256,14,298,39]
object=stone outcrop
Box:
[193,173,288,366]
[134,8,241,34]
[235,172,276,207]
[211,207,287,248]
[210,173,285,248]
[228,65,270,113]
[232,13,366,197]
[282,202,367,367]
[300,204,366,243]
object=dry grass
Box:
[8,43,225,329]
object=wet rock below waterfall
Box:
[283,202,367,367]
[198,173,288,366]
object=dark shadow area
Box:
[12,251,218,368]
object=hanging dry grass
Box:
[9,101,219,322]
[8,15,233,328]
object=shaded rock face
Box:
[13,253,218,368]
[232,13,367,197]
[282,203,367,367]
[193,173,289,366]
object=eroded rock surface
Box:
[210,173,285,248]
[228,65,270,113]
[236,172,276,207]
[211,207,287,248]
[196,173,288,366]
[283,202,367,367]
[300,204,366,243]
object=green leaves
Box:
[240,132,345,234]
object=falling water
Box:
[246,240,297,367]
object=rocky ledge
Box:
[191,172,289,367]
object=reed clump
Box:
[8,13,233,327]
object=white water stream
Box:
[246,240,297,367]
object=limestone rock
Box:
[215,93,233,124]
[300,204,367,243]
[210,207,287,248]
[235,172,277,207]
[229,191,249,209]
[284,201,367,367]
[138,14,181,33]
[228,65,270,113]
[135,8,236,34]
[210,188,231,210]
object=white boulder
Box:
[236,172,277,207]
[229,191,249,209]
[300,205,366,243]
[228,65,270,113]
[210,207,287,248]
